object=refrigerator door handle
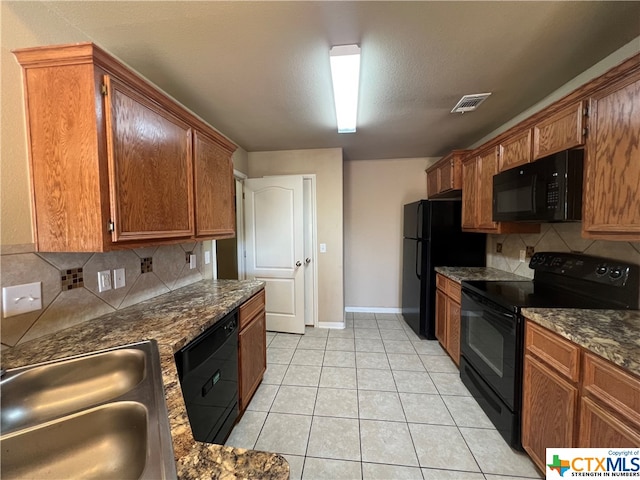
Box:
[415,239,422,280]
[416,201,422,239]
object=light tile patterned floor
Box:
[226,313,543,480]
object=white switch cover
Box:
[204,250,211,265]
[113,268,126,289]
[320,243,327,253]
[189,254,197,269]
[519,249,526,262]
[98,270,112,292]
[2,282,42,318]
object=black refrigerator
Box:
[401,200,486,339]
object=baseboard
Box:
[317,322,345,329]
[345,306,402,314]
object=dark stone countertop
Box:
[522,308,640,378]
[435,266,530,283]
[1,279,289,480]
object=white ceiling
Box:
[9,1,640,160]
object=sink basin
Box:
[1,348,146,434]
[1,402,148,480]
[0,341,177,479]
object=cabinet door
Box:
[439,161,455,192]
[579,397,640,448]
[426,168,439,198]
[477,148,498,231]
[498,129,532,172]
[194,131,235,238]
[435,288,447,347]
[104,76,194,242]
[522,353,578,471]
[461,158,478,230]
[582,74,640,240]
[533,102,584,160]
[239,312,266,412]
[446,297,461,366]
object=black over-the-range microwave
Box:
[492,149,584,222]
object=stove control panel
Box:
[529,252,636,287]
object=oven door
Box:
[460,289,521,410]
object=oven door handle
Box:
[462,289,515,318]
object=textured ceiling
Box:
[9,1,640,160]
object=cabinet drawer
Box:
[582,352,640,429]
[239,290,265,330]
[525,321,580,382]
[445,278,461,303]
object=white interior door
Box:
[244,176,305,334]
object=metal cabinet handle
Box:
[296,261,302,267]
[305,258,311,264]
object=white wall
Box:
[248,148,344,325]
[344,157,438,310]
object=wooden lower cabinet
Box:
[238,291,266,412]
[435,274,461,366]
[522,353,578,469]
[522,320,640,471]
[579,397,640,448]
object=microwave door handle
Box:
[531,174,537,214]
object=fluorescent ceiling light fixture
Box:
[329,44,361,133]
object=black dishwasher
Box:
[174,308,239,444]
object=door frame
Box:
[234,170,247,280]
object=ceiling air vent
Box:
[450,93,492,113]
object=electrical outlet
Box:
[519,249,526,262]
[189,254,197,269]
[204,250,211,265]
[526,246,535,258]
[496,242,503,253]
[2,282,42,318]
[98,270,112,292]
[113,268,126,289]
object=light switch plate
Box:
[320,243,327,253]
[189,254,197,269]
[519,249,526,262]
[2,282,42,318]
[113,268,126,289]
[204,250,211,265]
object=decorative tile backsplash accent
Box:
[487,223,640,279]
[60,268,83,290]
[141,257,153,274]
[1,242,213,348]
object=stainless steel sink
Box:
[0,341,177,479]
[1,348,146,434]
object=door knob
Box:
[296,261,302,267]
[305,258,311,264]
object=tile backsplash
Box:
[1,242,213,348]
[486,223,640,278]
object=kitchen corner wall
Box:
[486,222,640,279]
[0,241,214,349]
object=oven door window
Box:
[467,313,504,377]
[461,291,518,410]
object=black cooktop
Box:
[461,252,640,313]
[462,280,617,312]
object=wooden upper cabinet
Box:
[533,101,585,160]
[498,129,532,172]
[582,72,640,241]
[476,147,499,231]
[105,76,194,241]
[14,43,237,252]
[194,131,235,238]
[425,150,466,198]
[461,156,478,230]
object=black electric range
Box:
[459,252,639,449]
